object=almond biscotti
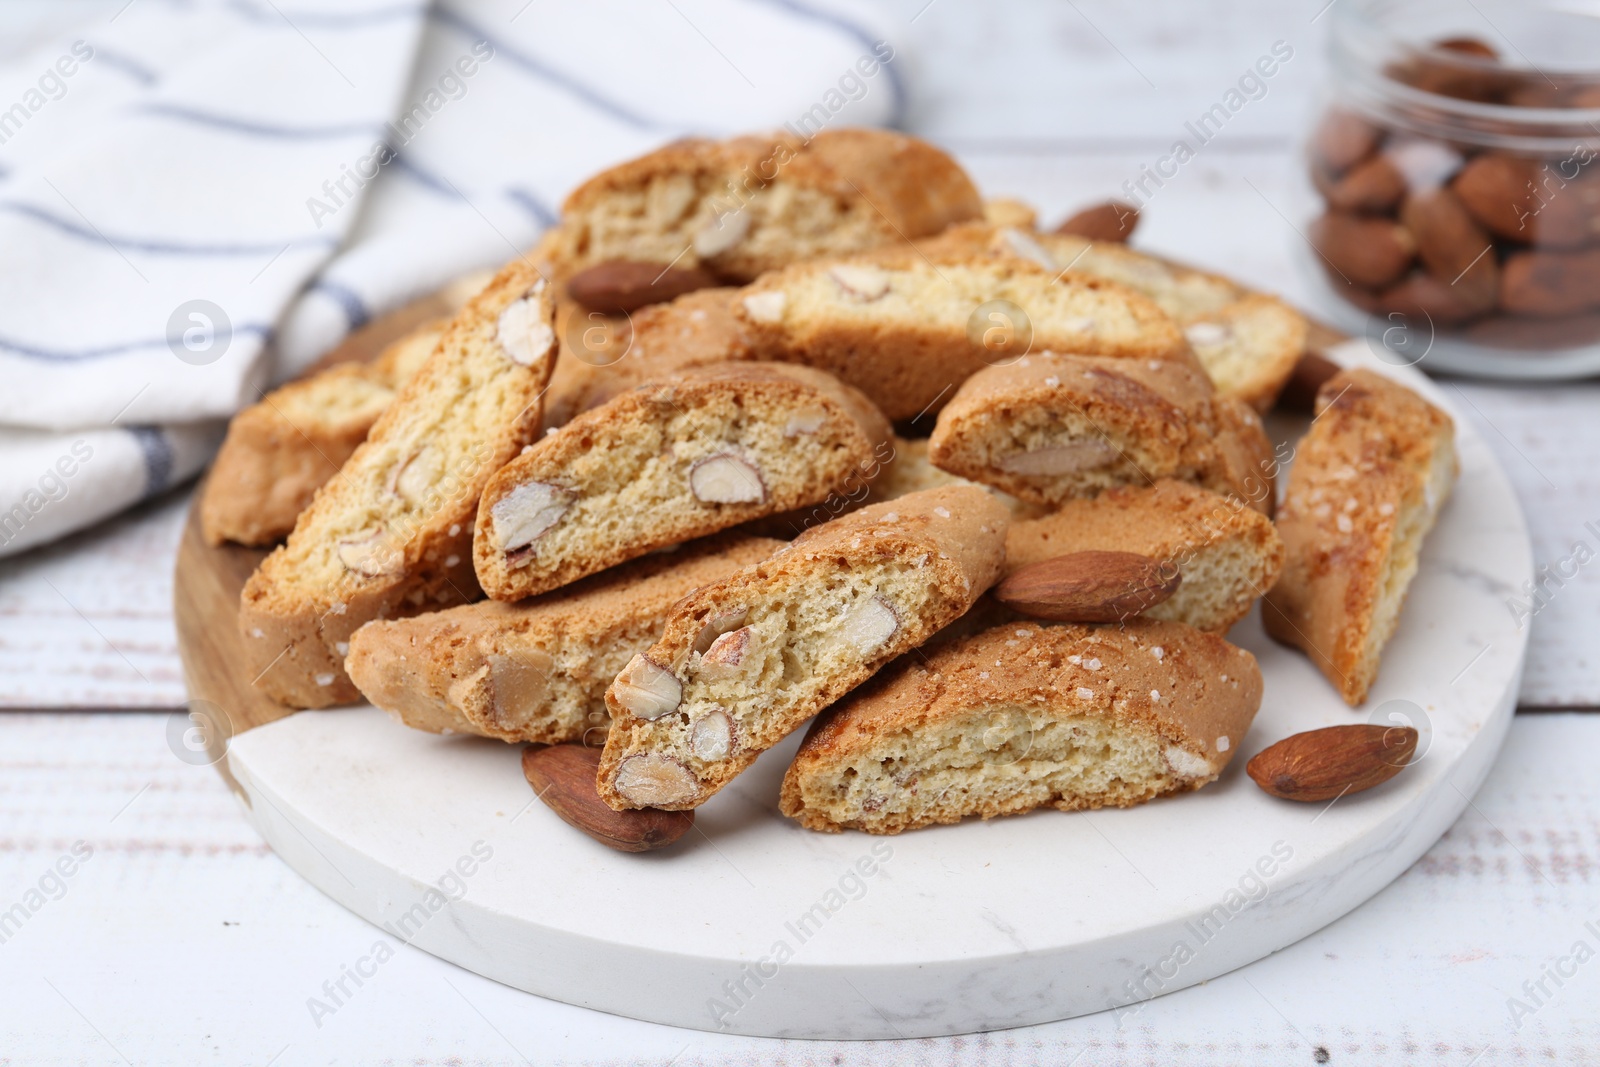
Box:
[476,362,892,602]
[542,287,756,430]
[347,534,781,744]
[926,352,1275,513]
[239,262,558,708]
[1005,480,1285,633]
[547,129,982,285]
[732,248,1190,421]
[1264,369,1457,706]
[926,222,1306,412]
[596,486,1010,811]
[201,322,445,547]
[778,618,1263,834]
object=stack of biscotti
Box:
[919,221,1308,412]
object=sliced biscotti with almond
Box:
[238,262,558,708]
[347,534,781,744]
[476,362,892,601]
[779,618,1262,834]
[1005,480,1285,633]
[547,128,982,285]
[1264,369,1457,706]
[542,287,757,431]
[927,223,1306,413]
[201,322,447,547]
[733,248,1190,421]
[596,486,1010,811]
[926,352,1275,513]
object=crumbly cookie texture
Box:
[1264,369,1457,706]
[201,323,447,547]
[732,246,1190,421]
[926,352,1275,513]
[924,222,1307,412]
[549,128,982,284]
[239,261,558,708]
[596,486,1011,811]
[475,362,892,602]
[542,287,757,431]
[346,534,781,744]
[1005,480,1285,633]
[779,618,1263,834]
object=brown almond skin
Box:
[1276,350,1342,414]
[1400,188,1498,308]
[1374,270,1492,326]
[994,550,1179,623]
[1309,211,1416,289]
[522,743,693,852]
[1247,724,1418,803]
[1316,156,1407,214]
[1501,248,1600,316]
[1054,200,1140,243]
[566,260,718,314]
[1312,111,1381,173]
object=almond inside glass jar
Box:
[1308,3,1600,353]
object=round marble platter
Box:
[214,341,1530,1039]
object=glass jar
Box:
[1299,0,1600,378]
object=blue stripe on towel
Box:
[90,47,160,86]
[310,279,370,331]
[504,186,557,229]
[125,425,174,499]
[751,0,907,128]
[0,203,336,257]
[0,324,272,363]
[135,103,384,141]
[388,153,462,199]
[430,7,661,131]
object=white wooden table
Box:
[2,0,1597,1062]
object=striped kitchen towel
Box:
[0,0,905,557]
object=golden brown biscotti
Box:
[779,618,1262,834]
[475,362,892,601]
[1005,480,1285,633]
[346,534,782,744]
[1263,369,1457,706]
[732,247,1191,421]
[238,262,559,708]
[541,287,757,431]
[201,323,446,547]
[926,352,1275,513]
[548,128,982,285]
[596,486,1011,810]
[925,223,1307,412]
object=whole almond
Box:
[1501,248,1600,316]
[1055,200,1140,243]
[566,260,718,314]
[1309,211,1416,289]
[1453,155,1539,243]
[1312,110,1381,173]
[996,550,1179,622]
[1399,188,1498,308]
[1246,724,1418,802]
[1374,270,1492,326]
[522,743,693,852]
[1316,156,1406,214]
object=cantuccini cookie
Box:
[548,128,982,285]
[476,362,892,602]
[778,618,1262,834]
[926,352,1275,513]
[239,261,558,708]
[1264,369,1457,706]
[346,534,781,744]
[925,223,1307,412]
[1005,480,1285,633]
[542,287,756,431]
[596,486,1010,811]
[732,248,1190,421]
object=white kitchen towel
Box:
[0,0,905,557]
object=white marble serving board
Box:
[222,343,1531,1039]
